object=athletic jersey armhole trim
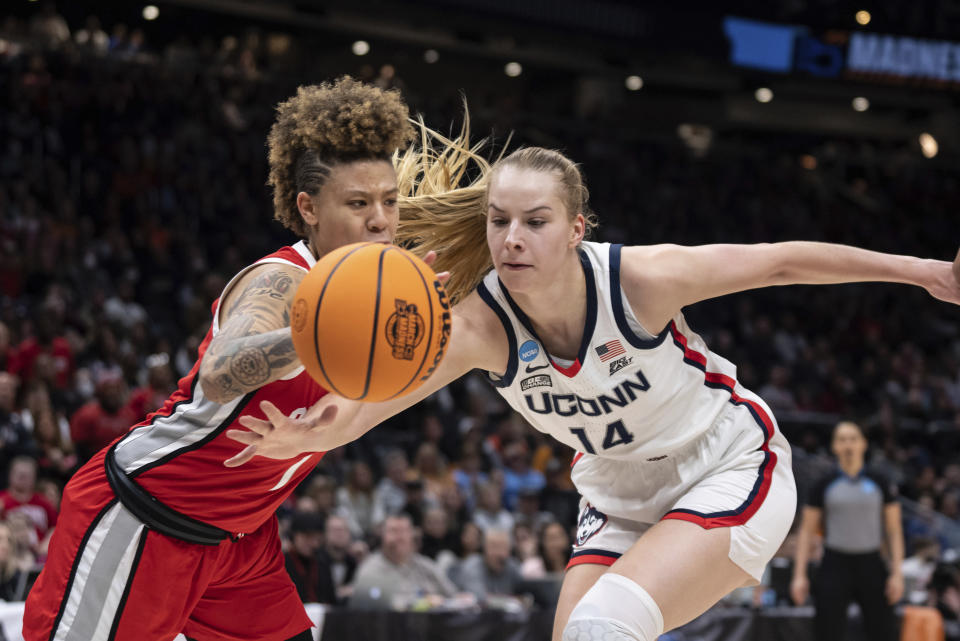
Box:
[291,240,318,268]
[609,244,670,349]
[476,282,519,388]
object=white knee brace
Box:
[562,573,664,641]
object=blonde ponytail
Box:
[395,109,597,304]
[394,112,498,304]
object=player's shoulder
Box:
[452,288,511,373]
[619,244,683,279]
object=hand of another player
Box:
[423,250,450,285]
[924,249,960,305]
[223,398,340,467]
[886,572,904,605]
[789,575,809,606]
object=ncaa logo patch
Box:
[575,504,608,546]
[385,299,425,360]
[519,340,540,362]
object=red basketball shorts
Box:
[23,462,310,641]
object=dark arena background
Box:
[1,1,959,639]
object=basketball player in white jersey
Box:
[225,131,960,641]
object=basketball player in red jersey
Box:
[23,77,417,641]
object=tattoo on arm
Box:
[200,267,302,402]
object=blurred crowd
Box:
[0,3,958,623]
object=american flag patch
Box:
[595,340,626,362]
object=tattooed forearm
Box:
[199,265,303,404]
[203,328,298,402]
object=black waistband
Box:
[105,446,233,546]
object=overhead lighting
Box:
[625,75,643,91]
[504,62,522,77]
[919,133,938,158]
[855,10,871,25]
[852,96,870,111]
[800,155,817,170]
[142,5,159,21]
[352,40,370,56]
[424,49,439,64]
[754,87,773,103]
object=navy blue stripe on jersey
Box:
[663,329,777,525]
[129,390,256,478]
[498,247,598,377]
[477,281,519,388]
[670,373,771,520]
[570,548,621,560]
[608,244,670,349]
[670,378,773,519]
[670,332,708,372]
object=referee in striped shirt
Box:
[791,421,904,641]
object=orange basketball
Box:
[290,242,452,402]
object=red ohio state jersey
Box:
[110,241,325,534]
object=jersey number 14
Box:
[570,420,635,454]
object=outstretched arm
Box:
[223,290,508,465]
[623,242,960,332]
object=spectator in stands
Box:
[316,514,358,605]
[0,457,58,546]
[302,474,338,521]
[413,442,455,504]
[0,521,30,601]
[0,322,14,372]
[759,365,799,412]
[513,488,555,533]
[33,403,77,482]
[125,353,174,423]
[540,458,579,527]
[371,450,410,526]
[283,511,331,603]
[12,312,73,391]
[336,460,375,538]
[5,512,38,570]
[400,476,438,528]
[350,513,456,609]
[420,507,458,574]
[902,537,941,603]
[0,373,40,481]
[473,480,514,533]
[68,369,137,461]
[500,440,545,511]
[792,421,904,641]
[931,565,960,623]
[521,521,571,580]
[450,528,523,602]
[452,442,488,511]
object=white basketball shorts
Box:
[567,390,796,582]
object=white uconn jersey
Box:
[477,241,746,460]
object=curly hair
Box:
[267,76,415,237]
